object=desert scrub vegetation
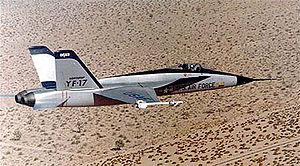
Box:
[112,139,125,150]
[182,111,190,119]
[72,120,84,133]
[27,115,34,124]
[11,129,22,141]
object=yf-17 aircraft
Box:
[13,46,274,110]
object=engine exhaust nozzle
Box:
[15,90,27,104]
[15,91,35,107]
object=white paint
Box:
[31,54,56,82]
[135,100,183,109]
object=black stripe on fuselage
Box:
[112,68,237,78]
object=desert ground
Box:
[1,0,300,165]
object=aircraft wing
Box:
[95,86,160,106]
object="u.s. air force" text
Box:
[182,82,215,90]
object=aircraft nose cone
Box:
[236,75,254,85]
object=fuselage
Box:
[15,66,254,109]
[98,69,238,95]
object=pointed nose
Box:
[236,75,254,85]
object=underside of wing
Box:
[94,86,160,105]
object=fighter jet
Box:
[11,46,275,110]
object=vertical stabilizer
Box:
[29,46,56,89]
[54,50,102,90]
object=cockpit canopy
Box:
[171,63,202,72]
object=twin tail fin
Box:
[29,46,102,90]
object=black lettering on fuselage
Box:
[199,82,215,89]
[66,80,71,87]
[72,80,77,86]
[69,76,85,80]
[197,83,202,89]
[190,84,197,90]
[81,79,87,86]
[66,78,88,87]
[180,82,216,92]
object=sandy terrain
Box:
[0,0,299,165]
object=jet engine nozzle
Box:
[15,91,35,107]
[15,90,27,104]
